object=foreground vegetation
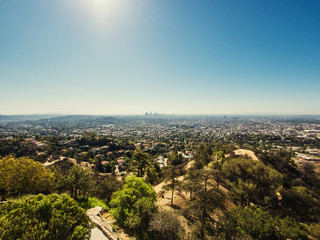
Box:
[0,194,91,240]
[1,139,320,239]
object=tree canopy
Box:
[217,206,308,240]
[222,157,282,206]
[53,164,93,199]
[0,156,54,199]
[109,175,157,233]
[130,148,150,177]
[183,167,226,239]
[0,194,91,240]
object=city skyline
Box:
[1,0,319,115]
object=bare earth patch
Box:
[154,176,191,235]
[234,149,259,161]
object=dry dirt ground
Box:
[154,175,192,236]
[102,212,132,240]
[153,166,234,237]
[313,162,320,174]
[90,227,109,240]
[234,149,259,161]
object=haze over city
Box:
[1,0,319,115]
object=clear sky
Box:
[0,0,319,115]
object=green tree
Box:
[130,148,150,177]
[215,151,225,164]
[280,186,320,222]
[222,158,282,207]
[0,156,54,200]
[162,165,182,206]
[183,167,226,240]
[53,165,93,199]
[162,151,187,205]
[0,194,91,240]
[170,151,183,166]
[67,165,93,199]
[217,206,308,240]
[193,143,213,169]
[90,175,123,203]
[109,176,157,234]
[145,159,161,185]
[208,151,225,189]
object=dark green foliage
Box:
[145,159,162,185]
[193,143,213,169]
[0,194,91,240]
[53,165,93,199]
[208,151,226,188]
[90,175,123,203]
[183,167,226,239]
[78,132,110,148]
[130,148,150,177]
[280,186,320,222]
[257,150,301,188]
[217,206,308,240]
[222,157,282,207]
[170,151,184,166]
[0,139,37,159]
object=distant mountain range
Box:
[1,114,319,123]
[0,114,120,124]
[0,115,61,122]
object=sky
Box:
[0,0,319,115]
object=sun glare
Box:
[61,0,142,36]
[81,0,138,30]
[83,0,120,23]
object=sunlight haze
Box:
[0,0,319,115]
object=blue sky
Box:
[0,0,319,115]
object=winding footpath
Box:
[87,207,123,240]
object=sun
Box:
[81,0,125,23]
[82,0,116,21]
[64,0,137,35]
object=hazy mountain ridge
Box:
[0,115,61,122]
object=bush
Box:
[218,206,308,240]
[109,176,156,233]
[149,210,185,240]
[0,156,54,200]
[77,197,108,210]
[0,194,92,240]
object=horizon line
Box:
[1,113,320,117]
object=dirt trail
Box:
[102,212,131,240]
[43,156,65,166]
[154,175,191,235]
[87,207,130,240]
[154,176,185,207]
